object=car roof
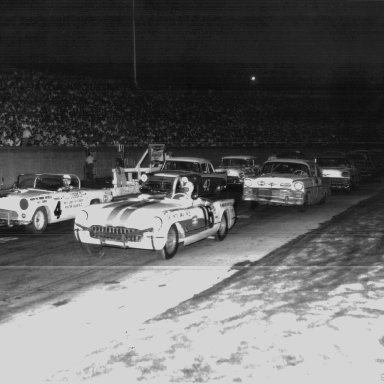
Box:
[221,155,256,160]
[165,156,212,163]
[265,158,315,166]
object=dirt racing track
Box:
[0,181,383,382]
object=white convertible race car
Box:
[0,173,113,233]
[74,174,236,259]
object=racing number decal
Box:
[54,201,62,219]
[203,179,211,192]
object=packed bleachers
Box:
[0,67,382,148]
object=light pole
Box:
[132,0,138,87]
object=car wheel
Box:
[27,207,48,234]
[215,213,228,241]
[158,224,179,260]
[81,242,105,257]
[298,196,308,212]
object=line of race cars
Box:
[0,149,381,259]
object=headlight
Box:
[293,181,304,191]
[341,171,350,178]
[152,216,163,232]
[77,210,88,222]
[244,178,252,187]
[140,174,148,182]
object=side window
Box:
[201,163,208,173]
[207,163,214,173]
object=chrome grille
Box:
[90,225,143,242]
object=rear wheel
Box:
[157,225,179,260]
[215,214,228,241]
[81,242,105,257]
[27,208,48,234]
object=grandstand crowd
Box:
[0,67,382,148]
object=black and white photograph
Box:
[1,1,384,382]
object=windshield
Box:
[317,158,350,167]
[16,175,37,189]
[162,160,201,173]
[221,158,249,167]
[262,162,310,176]
[140,177,176,196]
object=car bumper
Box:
[325,177,352,190]
[0,209,22,227]
[243,188,305,206]
[74,224,164,251]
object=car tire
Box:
[298,196,308,212]
[27,207,48,234]
[158,224,179,260]
[81,242,105,257]
[215,213,228,241]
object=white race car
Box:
[74,174,236,259]
[243,158,330,211]
[0,173,113,233]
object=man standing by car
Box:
[85,150,95,180]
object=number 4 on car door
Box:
[54,201,62,219]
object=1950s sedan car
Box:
[0,173,113,233]
[215,155,261,186]
[74,174,236,259]
[316,153,361,192]
[157,157,227,194]
[242,158,330,211]
[348,150,379,180]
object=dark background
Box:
[1,1,384,89]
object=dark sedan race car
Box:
[74,174,236,260]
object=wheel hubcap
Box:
[34,211,44,230]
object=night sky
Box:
[1,0,384,86]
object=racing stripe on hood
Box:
[106,200,158,222]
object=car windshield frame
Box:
[161,160,201,173]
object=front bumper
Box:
[325,177,352,190]
[243,188,305,206]
[0,209,21,227]
[74,223,164,251]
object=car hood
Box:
[257,173,304,182]
[77,196,186,229]
[0,189,51,206]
